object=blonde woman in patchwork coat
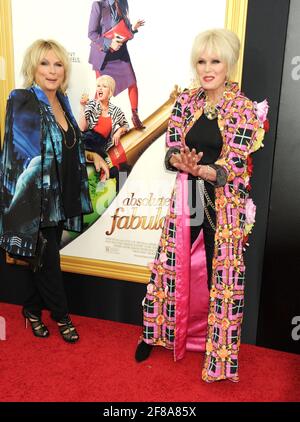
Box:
[135,28,269,383]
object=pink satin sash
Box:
[174,174,209,361]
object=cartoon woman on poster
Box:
[88,0,145,129]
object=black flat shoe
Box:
[22,309,49,338]
[135,341,153,362]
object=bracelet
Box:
[86,152,94,162]
[205,165,209,180]
[199,165,209,180]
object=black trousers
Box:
[189,179,216,289]
[23,223,68,321]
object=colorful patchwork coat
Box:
[140,82,268,382]
[0,85,92,258]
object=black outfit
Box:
[24,223,68,321]
[24,118,81,321]
[81,130,109,158]
[61,124,82,218]
[185,114,223,286]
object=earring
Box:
[224,78,230,88]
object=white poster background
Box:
[11,0,226,123]
[11,0,226,267]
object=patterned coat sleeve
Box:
[164,91,188,171]
[166,92,186,148]
[215,98,263,183]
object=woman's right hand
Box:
[93,153,110,181]
[80,93,89,106]
[86,152,110,181]
[110,35,123,51]
[171,146,203,176]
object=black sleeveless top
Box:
[61,122,82,219]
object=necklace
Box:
[203,99,218,120]
[57,112,77,150]
[53,99,78,149]
[100,102,109,114]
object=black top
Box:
[61,121,82,219]
[185,113,223,164]
[185,113,223,211]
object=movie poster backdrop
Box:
[10,0,226,280]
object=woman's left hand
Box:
[112,128,125,146]
[133,19,145,31]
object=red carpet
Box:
[0,302,299,402]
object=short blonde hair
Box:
[96,75,116,97]
[191,28,240,82]
[21,39,70,93]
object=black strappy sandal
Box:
[23,309,49,338]
[57,315,79,343]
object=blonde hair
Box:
[191,28,240,83]
[21,39,70,93]
[96,75,116,97]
